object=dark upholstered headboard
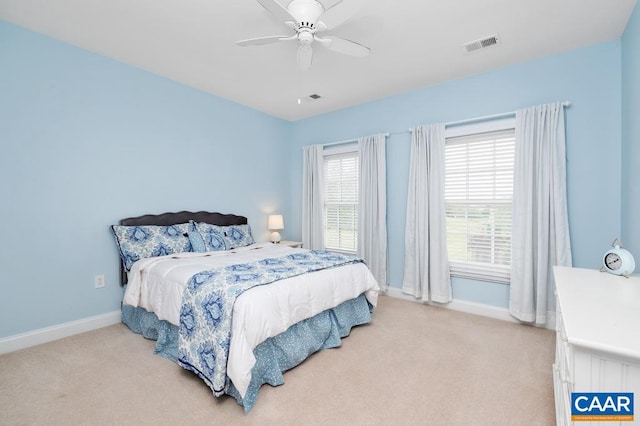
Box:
[117,211,248,285]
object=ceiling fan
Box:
[236,0,370,71]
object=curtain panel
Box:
[402,124,452,303]
[509,101,572,324]
[301,145,325,250]
[357,134,388,291]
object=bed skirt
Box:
[121,294,373,412]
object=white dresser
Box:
[553,266,640,425]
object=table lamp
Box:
[268,214,284,243]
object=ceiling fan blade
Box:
[319,0,366,30]
[236,35,293,47]
[256,0,296,24]
[320,0,344,10]
[297,44,313,71]
[318,36,370,57]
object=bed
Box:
[112,211,379,413]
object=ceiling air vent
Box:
[297,93,322,105]
[463,35,500,53]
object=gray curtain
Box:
[301,145,325,250]
[402,124,452,303]
[509,102,572,324]
[357,134,388,291]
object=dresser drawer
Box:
[555,309,573,384]
[552,363,571,426]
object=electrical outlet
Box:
[94,274,105,289]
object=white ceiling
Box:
[0,0,637,121]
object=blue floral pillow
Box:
[186,220,206,253]
[187,230,207,253]
[194,222,229,252]
[221,224,254,249]
[111,223,191,271]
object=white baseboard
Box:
[0,310,122,355]
[382,287,556,330]
[0,290,556,356]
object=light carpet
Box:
[0,296,556,425]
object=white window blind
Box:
[324,150,358,253]
[445,128,515,283]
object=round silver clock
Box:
[601,238,635,277]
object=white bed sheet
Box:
[123,242,379,397]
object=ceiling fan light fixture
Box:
[288,0,324,23]
[299,31,314,44]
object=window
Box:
[444,123,515,283]
[324,147,358,253]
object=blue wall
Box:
[0,21,291,338]
[622,2,640,256]
[289,41,623,308]
[1,14,634,339]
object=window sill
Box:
[449,262,510,284]
[325,248,357,256]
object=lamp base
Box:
[270,231,281,243]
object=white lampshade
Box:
[268,214,284,243]
[268,214,284,230]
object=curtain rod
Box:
[319,102,571,142]
[322,132,389,147]
[442,101,571,128]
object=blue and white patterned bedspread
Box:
[177,250,363,396]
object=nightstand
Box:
[277,240,303,248]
